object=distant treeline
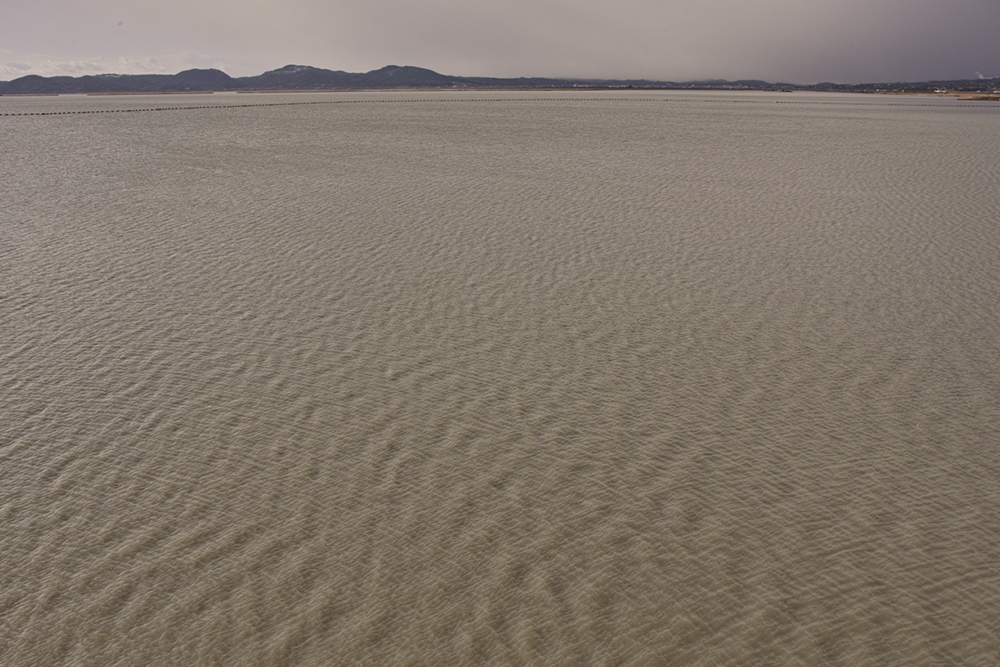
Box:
[2,64,998,95]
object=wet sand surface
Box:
[2,90,999,665]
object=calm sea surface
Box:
[2,90,999,665]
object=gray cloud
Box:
[2,0,998,83]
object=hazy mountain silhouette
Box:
[1,64,997,95]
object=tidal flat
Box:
[2,90,999,665]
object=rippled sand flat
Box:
[2,91,999,665]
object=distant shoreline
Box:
[3,64,998,97]
[1,88,997,101]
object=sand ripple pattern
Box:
[2,92,999,665]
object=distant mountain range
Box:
[2,64,998,96]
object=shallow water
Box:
[2,90,999,665]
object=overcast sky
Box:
[2,0,998,83]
